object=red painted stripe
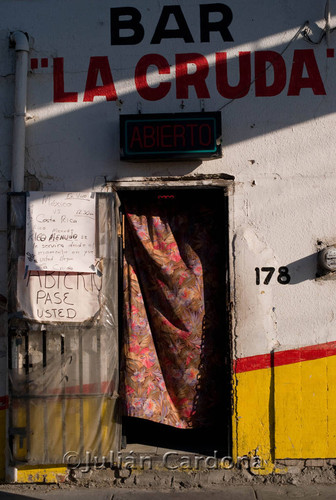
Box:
[63,381,113,395]
[49,381,114,396]
[234,340,336,373]
[0,396,8,410]
[30,58,38,70]
[10,383,115,403]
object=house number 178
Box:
[255,267,291,285]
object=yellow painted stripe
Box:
[16,465,67,483]
[235,354,336,461]
[234,367,273,463]
[275,355,336,458]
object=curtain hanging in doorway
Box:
[121,194,224,429]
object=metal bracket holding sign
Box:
[120,112,222,161]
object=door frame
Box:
[110,174,235,455]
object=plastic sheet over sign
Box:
[25,192,96,273]
[8,192,121,465]
[16,257,102,323]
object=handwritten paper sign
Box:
[25,192,96,272]
[17,257,102,323]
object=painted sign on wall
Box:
[44,4,328,104]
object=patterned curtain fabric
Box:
[120,192,225,429]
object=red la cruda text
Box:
[53,50,326,103]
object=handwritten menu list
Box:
[25,192,96,272]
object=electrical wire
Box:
[302,25,336,45]
[303,0,336,44]
[217,11,335,112]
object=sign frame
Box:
[120,112,222,161]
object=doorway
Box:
[118,187,232,456]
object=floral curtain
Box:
[120,192,226,429]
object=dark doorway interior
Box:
[118,188,231,456]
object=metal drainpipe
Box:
[10,31,30,192]
[325,0,331,46]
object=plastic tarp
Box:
[8,192,120,465]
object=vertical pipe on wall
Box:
[325,0,331,46]
[10,31,29,193]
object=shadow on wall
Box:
[287,254,318,284]
[269,350,275,462]
[19,16,336,189]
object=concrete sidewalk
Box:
[1,485,336,499]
